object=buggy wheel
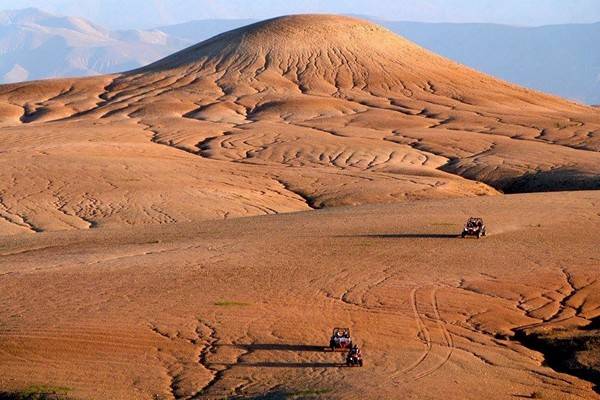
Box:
[359,360,363,367]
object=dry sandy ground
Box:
[1,191,599,399]
[0,15,599,400]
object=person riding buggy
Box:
[329,328,352,351]
[461,217,487,238]
[346,344,363,367]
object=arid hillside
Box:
[0,15,599,234]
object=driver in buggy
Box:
[467,218,483,229]
[336,329,349,338]
[346,344,364,367]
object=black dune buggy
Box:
[461,217,487,238]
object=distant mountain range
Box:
[0,8,187,83]
[387,21,600,106]
[0,8,598,104]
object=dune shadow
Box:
[225,388,333,400]
[226,393,288,400]
[339,233,459,239]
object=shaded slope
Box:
[515,319,600,395]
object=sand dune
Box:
[0,15,599,400]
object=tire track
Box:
[400,287,432,375]
[396,285,454,382]
[415,287,454,380]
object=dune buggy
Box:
[329,328,352,351]
[461,217,487,238]
[346,349,363,367]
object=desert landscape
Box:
[0,14,599,399]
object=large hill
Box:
[0,14,599,234]
[158,17,600,105]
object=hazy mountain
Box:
[386,21,600,105]
[0,7,187,83]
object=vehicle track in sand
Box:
[416,287,455,380]
[318,271,457,383]
[395,285,455,382]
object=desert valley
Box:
[0,15,599,399]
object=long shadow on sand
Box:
[225,343,326,352]
[0,394,69,400]
[227,361,342,368]
[214,344,343,369]
[338,233,459,239]
[226,389,333,400]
